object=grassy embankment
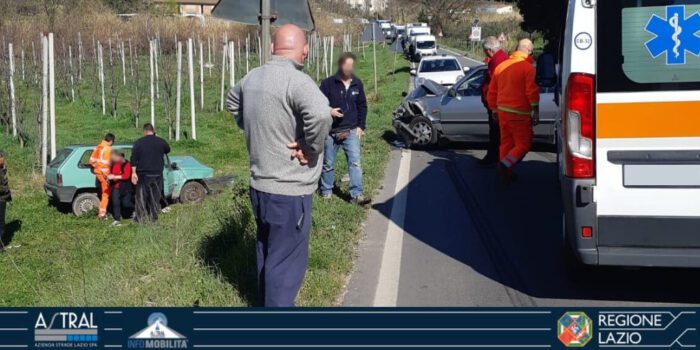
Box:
[0,45,409,306]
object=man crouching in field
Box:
[226,24,336,306]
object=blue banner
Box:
[0,308,696,349]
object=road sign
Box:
[211,0,315,31]
[470,26,482,42]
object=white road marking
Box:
[373,149,412,306]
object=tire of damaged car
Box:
[407,116,438,148]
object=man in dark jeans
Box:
[0,150,11,253]
[131,123,170,224]
[319,52,369,205]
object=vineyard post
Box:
[188,38,196,140]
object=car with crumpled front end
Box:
[393,65,559,148]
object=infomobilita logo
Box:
[558,311,593,348]
[128,312,188,349]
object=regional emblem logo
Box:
[558,312,593,347]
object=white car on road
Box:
[411,55,469,87]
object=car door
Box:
[533,87,558,142]
[439,68,489,139]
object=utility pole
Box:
[260,0,272,64]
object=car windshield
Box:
[420,59,460,73]
[417,41,435,49]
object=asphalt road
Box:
[343,39,700,307]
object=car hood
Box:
[418,79,448,95]
[417,72,462,86]
[170,156,214,177]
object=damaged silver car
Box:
[393,65,559,148]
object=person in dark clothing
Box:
[319,52,370,205]
[131,123,170,224]
[479,36,509,165]
[108,151,133,227]
[0,150,11,253]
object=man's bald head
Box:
[272,24,308,64]
[517,38,534,56]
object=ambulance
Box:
[557,0,700,267]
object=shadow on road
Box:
[373,146,700,305]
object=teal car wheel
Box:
[72,192,100,217]
[179,181,207,204]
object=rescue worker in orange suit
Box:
[479,36,509,165]
[90,133,115,220]
[487,39,540,184]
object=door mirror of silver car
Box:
[447,89,457,98]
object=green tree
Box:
[516,0,567,51]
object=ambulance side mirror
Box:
[536,53,557,89]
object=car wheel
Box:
[72,193,100,217]
[179,181,207,204]
[408,117,437,148]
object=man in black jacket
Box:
[131,123,170,224]
[319,52,369,205]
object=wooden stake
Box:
[219,41,227,112]
[41,35,49,174]
[199,40,204,110]
[98,42,106,115]
[229,41,235,88]
[68,45,75,102]
[188,38,196,140]
[49,33,56,159]
[8,43,17,137]
[149,40,155,126]
[176,41,182,141]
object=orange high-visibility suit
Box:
[90,140,112,218]
[486,51,539,169]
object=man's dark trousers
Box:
[111,187,133,221]
[135,174,163,224]
[486,109,501,161]
[0,201,6,245]
[250,188,313,307]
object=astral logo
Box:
[34,312,99,348]
[128,313,188,349]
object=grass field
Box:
[0,45,409,306]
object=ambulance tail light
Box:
[564,73,595,179]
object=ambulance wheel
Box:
[72,193,100,217]
[180,181,207,204]
[408,117,437,149]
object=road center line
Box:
[373,149,412,307]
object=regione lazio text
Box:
[2,0,700,348]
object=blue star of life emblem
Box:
[645,5,700,65]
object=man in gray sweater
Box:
[226,24,336,306]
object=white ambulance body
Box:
[559,0,700,267]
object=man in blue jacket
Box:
[319,52,369,205]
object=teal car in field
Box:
[44,145,227,216]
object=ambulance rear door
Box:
[595,0,700,263]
